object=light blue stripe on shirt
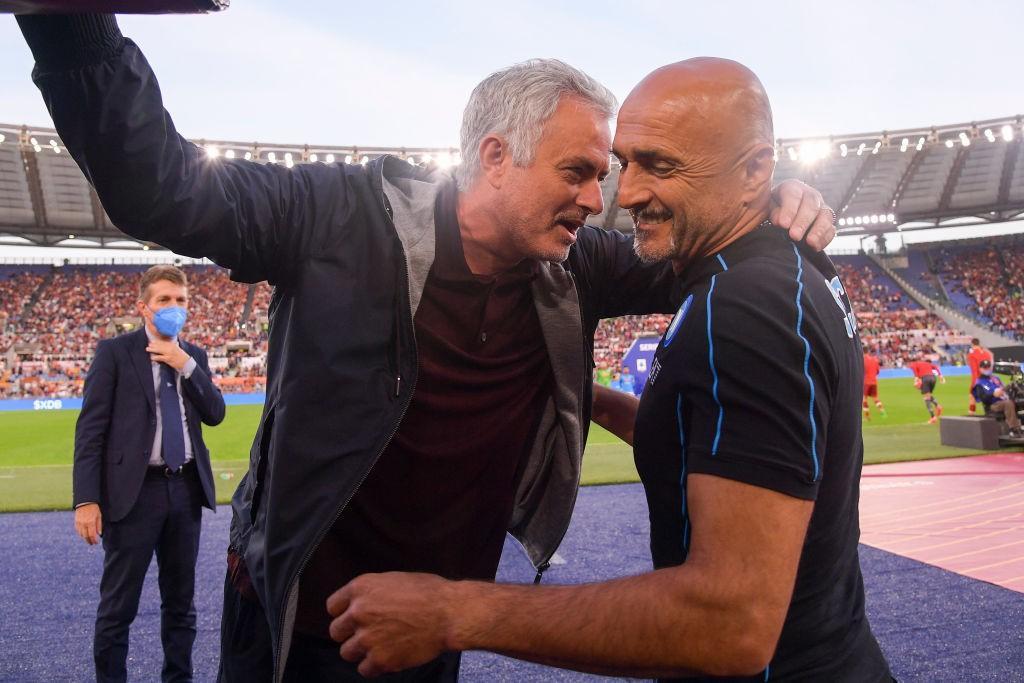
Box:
[791,244,820,481]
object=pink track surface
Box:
[860,453,1024,593]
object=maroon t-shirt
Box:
[295,181,554,638]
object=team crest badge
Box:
[663,294,694,347]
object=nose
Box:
[577,178,604,218]
[615,165,651,212]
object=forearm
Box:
[18,15,281,280]
[591,383,639,445]
[447,564,769,678]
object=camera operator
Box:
[971,360,1023,438]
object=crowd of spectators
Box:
[835,261,965,367]
[2,242,1016,400]
[0,263,271,399]
[935,243,1024,342]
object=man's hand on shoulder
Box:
[146,338,191,372]
[770,179,835,252]
[75,503,102,545]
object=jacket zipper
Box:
[532,269,589,585]
[272,179,418,682]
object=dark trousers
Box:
[95,466,203,683]
[218,569,460,683]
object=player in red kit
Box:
[966,338,994,413]
[908,357,944,423]
[862,349,886,419]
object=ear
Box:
[478,134,510,189]
[740,144,775,204]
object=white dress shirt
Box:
[146,326,197,467]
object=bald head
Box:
[623,57,773,160]
[613,57,777,266]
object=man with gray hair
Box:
[17,14,835,681]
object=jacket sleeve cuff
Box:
[16,14,124,71]
[182,356,197,379]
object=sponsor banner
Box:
[619,336,662,394]
[0,392,266,411]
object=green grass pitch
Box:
[0,375,996,512]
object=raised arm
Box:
[17,14,355,285]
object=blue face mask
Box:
[150,306,187,338]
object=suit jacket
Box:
[73,327,225,522]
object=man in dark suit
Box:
[73,264,226,683]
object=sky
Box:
[0,0,1023,256]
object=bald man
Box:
[321,59,892,682]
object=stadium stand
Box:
[3,115,1023,242]
[832,255,967,367]
[0,262,270,399]
[3,114,1023,398]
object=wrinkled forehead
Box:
[538,97,612,162]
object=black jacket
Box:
[73,328,225,522]
[20,14,680,679]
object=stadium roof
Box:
[2,115,1023,249]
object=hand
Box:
[914,378,922,389]
[940,376,947,384]
[327,572,456,677]
[146,338,190,372]
[75,503,102,545]
[770,179,835,252]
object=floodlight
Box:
[360,156,369,165]
[30,137,38,145]
[407,156,416,165]
[870,215,879,224]
[206,145,220,158]
[1002,125,1014,142]
[840,143,848,157]
[0,134,5,143]
[225,150,236,159]
[344,155,352,164]
[309,153,318,162]
[887,213,895,222]
[326,154,335,163]
[945,140,954,148]
[268,152,277,163]
[244,151,253,160]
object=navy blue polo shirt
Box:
[634,225,891,682]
